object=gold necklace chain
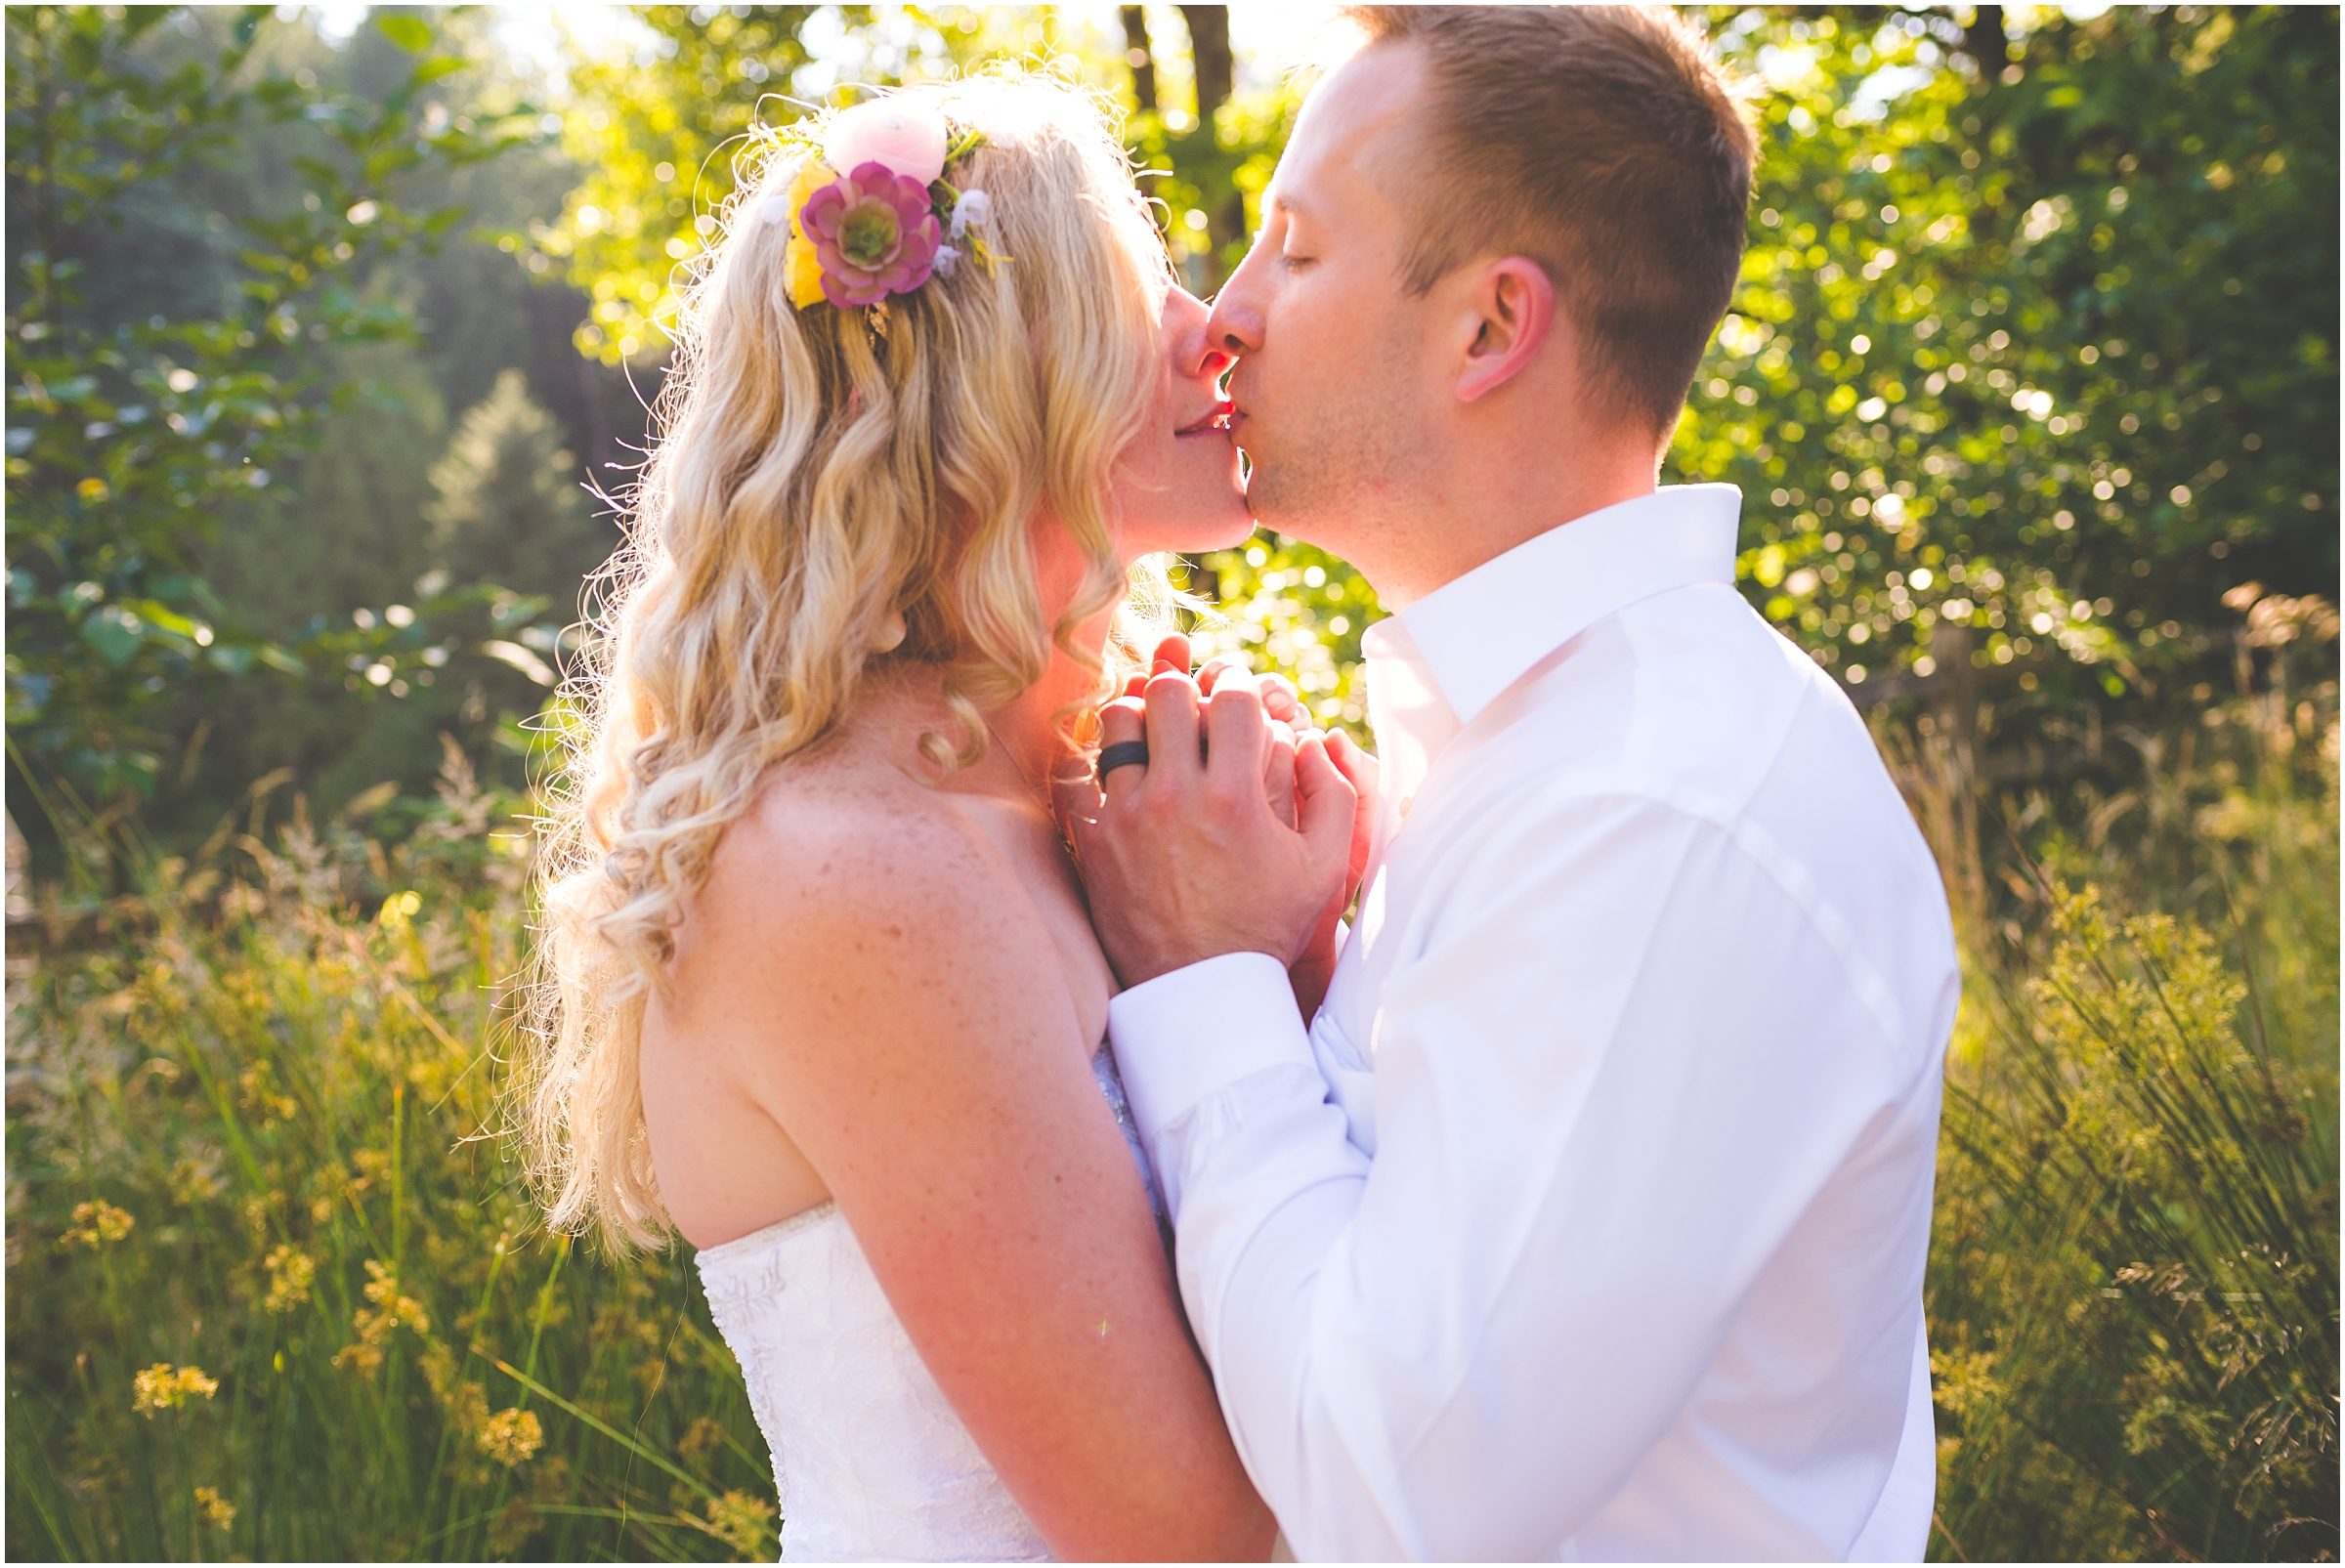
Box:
[982,709,1080,851]
[981,709,1046,804]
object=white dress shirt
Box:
[1110,486,1957,1561]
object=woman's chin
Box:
[1120,482,1256,559]
[1168,494,1258,556]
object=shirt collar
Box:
[1362,484,1743,726]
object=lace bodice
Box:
[696,1045,1163,1562]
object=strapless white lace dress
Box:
[696,1045,1167,1562]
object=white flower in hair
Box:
[933,243,962,276]
[760,192,795,226]
[949,188,991,241]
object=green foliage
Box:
[549,4,829,362]
[4,5,540,805]
[424,368,610,602]
[1185,536,1374,733]
[1906,608,2339,1562]
[1121,65,1300,295]
[6,752,774,1561]
[1178,8,2338,736]
[1684,5,2337,701]
[8,11,2339,1563]
[546,6,1163,361]
[1930,886,2337,1562]
[11,609,2332,1565]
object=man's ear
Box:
[1455,257,1556,404]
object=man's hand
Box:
[1071,665,1356,992]
[1197,659,1380,1017]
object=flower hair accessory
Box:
[777,97,1000,311]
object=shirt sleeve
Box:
[1108,788,1930,1560]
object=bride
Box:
[523,75,1295,1560]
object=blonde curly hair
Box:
[524,73,1176,1250]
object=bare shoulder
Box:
[680,744,1050,994]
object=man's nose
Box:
[1204,249,1266,360]
[1169,285,1235,382]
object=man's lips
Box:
[1175,400,1235,438]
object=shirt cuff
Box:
[1108,951,1317,1146]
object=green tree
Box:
[424,368,610,602]
[548,3,829,363]
[1683,5,2337,711]
[1197,6,2337,740]
[548,6,1170,360]
[544,6,2335,748]
[4,5,536,818]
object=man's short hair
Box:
[1338,6,1757,443]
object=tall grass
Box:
[1899,592,2340,1562]
[5,605,2337,1562]
[6,744,774,1561]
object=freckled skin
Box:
[635,282,1271,1560]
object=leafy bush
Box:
[3,6,536,805]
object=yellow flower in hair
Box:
[783,160,833,311]
[785,235,827,311]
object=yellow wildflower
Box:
[167,1159,220,1207]
[359,1258,429,1335]
[334,1259,428,1377]
[132,1363,219,1416]
[446,1379,490,1442]
[331,1341,383,1379]
[262,1244,315,1315]
[785,235,827,310]
[478,1407,544,1467]
[677,1415,726,1462]
[236,1063,296,1123]
[192,1485,236,1532]
[490,1496,540,1557]
[62,1200,134,1249]
[704,1489,776,1561]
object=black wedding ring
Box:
[1095,740,1151,780]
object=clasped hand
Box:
[1065,635,1378,1015]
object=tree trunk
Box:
[1179,5,1232,124]
[1963,6,2007,76]
[1176,7,1242,276]
[1121,6,1157,112]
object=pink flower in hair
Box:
[799,162,944,308]
[821,98,949,186]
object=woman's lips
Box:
[1175,400,1235,438]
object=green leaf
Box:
[80,607,144,666]
[60,29,100,80]
[374,15,432,53]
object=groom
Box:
[1074,7,1957,1561]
